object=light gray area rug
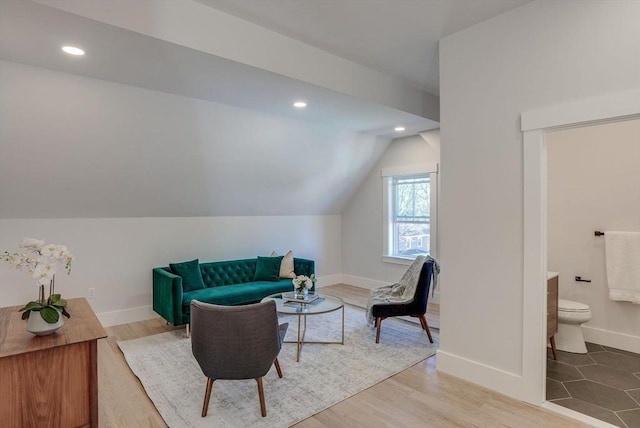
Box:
[118,304,437,428]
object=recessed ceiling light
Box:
[394,126,405,132]
[62,46,85,56]
[293,101,307,108]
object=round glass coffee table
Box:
[261,293,344,362]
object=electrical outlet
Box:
[88,288,96,299]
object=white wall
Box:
[439,0,640,402]
[342,130,440,293]
[0,215,342,326]
[0,62,364,327]
[547,119,640,352]
[0,60,389,218]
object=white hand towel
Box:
[604,231,640,304]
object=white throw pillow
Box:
[270,250,296,278]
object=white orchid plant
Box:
[292,274,316,293]
[2,238,74,323]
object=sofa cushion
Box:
[271,250,296,279]
[200,259,257,287]
[170,259,205,292]
[253,256,283,281]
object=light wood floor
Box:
[98,284,586,427]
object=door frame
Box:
[521,89,640,409]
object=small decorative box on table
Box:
[281,292,320,304]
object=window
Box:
[382,164,437,263]
[392,174,430,256]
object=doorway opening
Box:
[544,119,640,426]
[521,89,639,426]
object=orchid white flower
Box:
[20,238,44,250]
[54,245,69,259]
[40,258,57,273]
[40,244,58,258]
[2,239,73,278]
[31,263,55,285]
[3,239,74,323]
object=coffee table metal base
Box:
[261,293,346,362]
[285,306,345,362]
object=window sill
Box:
[381,256,415,266]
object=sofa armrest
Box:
[153,267,184,325]
[293,258,316,291]
[293,258,315,276]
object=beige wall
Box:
[547,118,640,352]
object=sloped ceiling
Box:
[197,0,530,95]
[26,0,440,127]
[0,0,526,218]
[1,60,391,218]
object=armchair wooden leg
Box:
[202,378,214,417]
[550,336,558,360]
[418,315,434,343]
[256,377,267,417]
[186,323,190,338]
[274,358,283,378]
[375,317,383,343]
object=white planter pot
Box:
[26,310,64,336]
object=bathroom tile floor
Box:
[547,342,640,427]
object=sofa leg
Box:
[186,323,190,338]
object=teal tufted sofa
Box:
[153,257,315,326]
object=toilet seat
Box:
[558,299,590,313]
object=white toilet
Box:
[555,299,592,354]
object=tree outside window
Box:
[392,175,430,257]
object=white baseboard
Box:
[97,305,159,327]
[582,326,640,354]
[96,275,344,327]
[315,274,343,288]
[342,274,440,304]
[341,274,387,290]
[95,273,441,327]
[436,349,536,404]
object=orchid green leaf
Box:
[40,307,60,323]
[19,301,43,312]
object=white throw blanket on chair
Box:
[605,231,640,304]
[366,255,440,326]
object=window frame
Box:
[382,163,438,265]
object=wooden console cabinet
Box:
[0,298,107,427]
[547,275,559,360]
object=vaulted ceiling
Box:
[0,0,529,218]
[196,0,530,95]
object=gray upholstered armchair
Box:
[190,300,288,417]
